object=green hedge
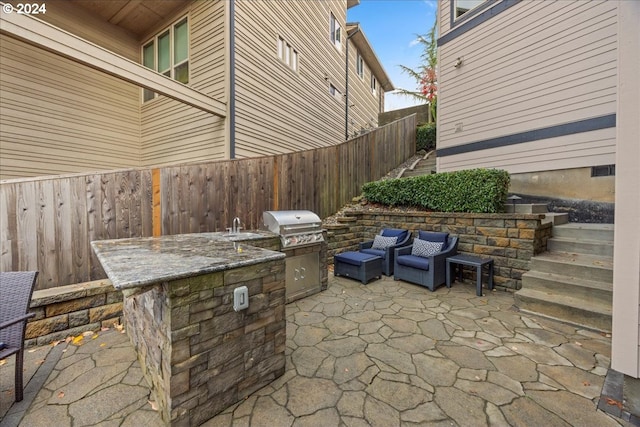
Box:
[362,168,510,213]
[416,123,436,152]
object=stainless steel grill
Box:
[263,210,324,248]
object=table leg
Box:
[446,260,452,288]
[488,261,494,290]
[476,265,482,296]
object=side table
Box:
[446,254,494,296]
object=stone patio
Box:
[1,273,634,426]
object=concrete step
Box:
[552,223,614,242]
[403,168,435,177]
[505,204,548,214]
[547,237,614,257]
[515,288,612,332]
[542,213,569,226]
[521,270,612,303]
[529,252,613,282]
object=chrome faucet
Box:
[228,217,242,234]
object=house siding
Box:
[232,0,347,157]
[347,42,382,138]
[0,4,141,180]
[437,0,617,174]
[140,0,227,167]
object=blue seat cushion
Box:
[382,228,408,243]
[418,231,449,243]
[335,251,380,266]
[396,255,430,270]
[361,248,386,259]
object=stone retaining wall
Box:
[26,280,123,347]
[324,210,553,290]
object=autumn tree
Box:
[396,14,438,121]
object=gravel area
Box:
[323,152,426,225]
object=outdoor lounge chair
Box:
[393,231,458,291]
[359,228,412,275]
[0,271,38,402]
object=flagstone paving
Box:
[1,274,633,426]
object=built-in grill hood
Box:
[263,210,324,248]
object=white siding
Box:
[233,0,347,157]
[140,1,227,166]
[437,0,617,174]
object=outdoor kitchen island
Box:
[91,232,286,426]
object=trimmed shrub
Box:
[362,168,510,213]
[416,123,436,152]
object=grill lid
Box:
[263,210,321,234]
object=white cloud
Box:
[408,38,421,48]
[423,0,437,10]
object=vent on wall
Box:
[591,165,615,177]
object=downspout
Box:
[345,26,360,141]
[229,0,236,158]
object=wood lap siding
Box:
[0,36,141,179]
[140,0,227,167]
[0,116,415,290]
[438,0,617,173]
[233,0,347,157]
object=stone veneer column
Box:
[121,258,286,426]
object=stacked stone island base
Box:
[91,234,286,426]
[334,251,382,284]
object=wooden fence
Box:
[0,115,415,290]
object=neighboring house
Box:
[0,0,393,179]
[437,1,639,378]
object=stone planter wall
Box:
[26,280,123,347]
[324,210,553,290]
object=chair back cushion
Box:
[381,228,409,244]
[372,235,398,250]
[418,231,449,243]
[411,238,444,257]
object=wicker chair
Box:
[0,271,38,402]
[359,228,412,275]
[393,233,458,291]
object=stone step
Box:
[552,222,614,242]
[542,213,569,226]
[547,237,614,257]
[514,288,612,332]
[529,251,612,282]
[521,270,612,303]
[504,204,548,214]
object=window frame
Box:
[451,0,490,26]
[330,12,342,50]
[277,36,299,72]
[141,16,190,103]
[370,75,377,96]
[356,52,364,79]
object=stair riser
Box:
[521,275,612,303]
[547,239,614,257]
[553,228,614,242]
[515,294,612,332]
[529,258,613,282]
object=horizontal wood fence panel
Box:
[0,115,415,290]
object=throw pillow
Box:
[371,235,398,250]
[411,238,443,257]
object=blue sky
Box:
[347,0,438,112]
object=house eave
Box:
[347,23,394,92]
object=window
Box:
[277,36,298,71]
[142,17,189,102]
[370,75,377,96]
[356,53,364,78]
[330,12,341,50]
[455,0,486,19]
[329,84,342,100]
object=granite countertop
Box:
[91,231,283,290]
